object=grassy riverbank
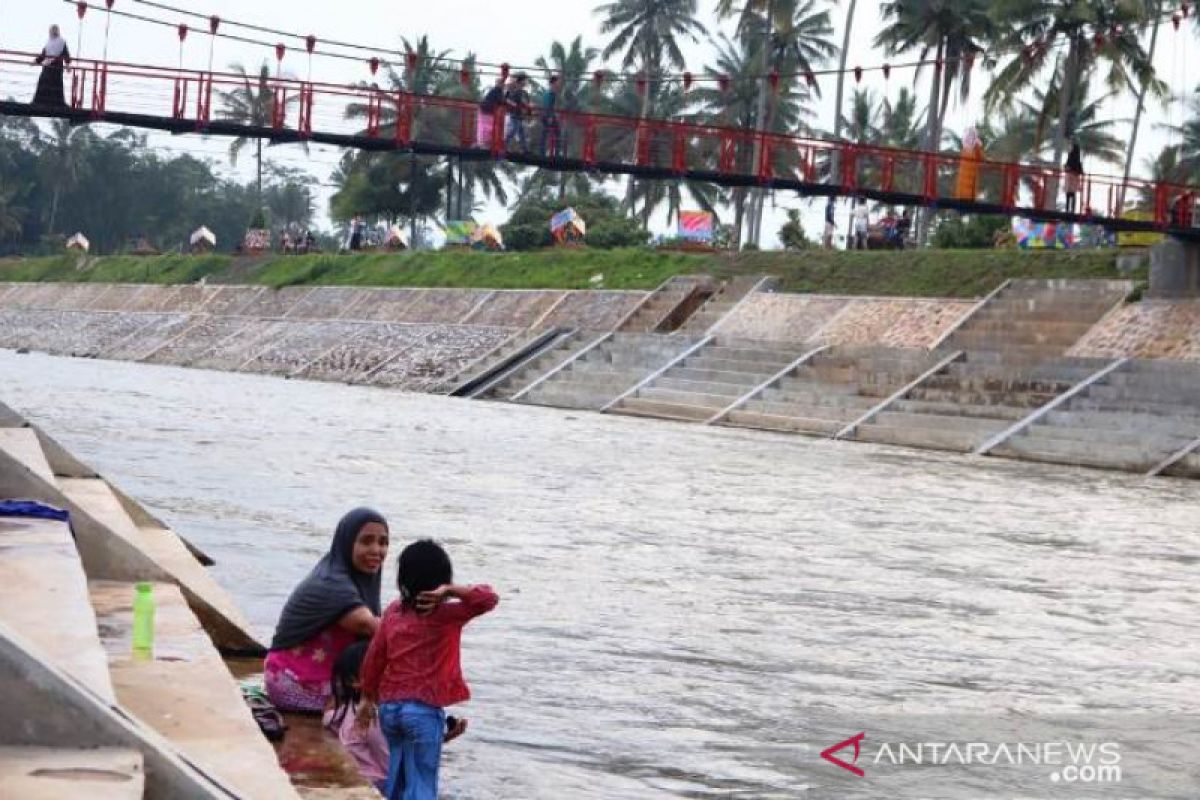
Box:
[0,248,1140,298]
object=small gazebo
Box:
[190,226,217,253]
[550,208,586,246]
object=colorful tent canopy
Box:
[550,208,586,236]
[472,223,503,249]
[66,232,90,252]
[678,211,714,243]
[1012,218,1077,250]
[445,220,477,246]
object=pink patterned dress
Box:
[264,625,358,713]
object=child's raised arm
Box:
[418,584,498,624]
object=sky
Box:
[1,0,1195,246]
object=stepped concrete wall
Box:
[0,283,571,390]
[719,294,973,348]
[1068,299,1200,361]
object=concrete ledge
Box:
[0,746,144,799]
[0,623,239,799]
[91,581,300,799]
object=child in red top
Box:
[360,540,497,800]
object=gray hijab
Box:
[270,507,387,651]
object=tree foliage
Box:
[0,120,313,255]
[501,191,648,250]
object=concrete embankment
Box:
[0,401,301,799]
[2,278,1200,480]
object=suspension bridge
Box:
[1,48,1198,240]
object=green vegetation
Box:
[0,247,1140,298]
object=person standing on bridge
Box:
[32,25,71,108]
[504,73,532,153]
[1065,140,1084,214]
[540,75,562,157]
[955,126,985,201]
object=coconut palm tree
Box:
[0,183,24,242]
[219,62,302,206]
[876,0,994,242]
[598,0,707,224]
[984,0,1161,180]
[41,119,88,234]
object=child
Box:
[361,540,498,800]
[328,642,470,796]
[326,642,390,793]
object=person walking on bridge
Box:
[32,25,71,108]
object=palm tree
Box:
[343,41,511,229]
[984,0,1161,181]
[219,62,307,207]
[692,33,769,245]
[831,0,858,171]
[875,0,994,243]
[598,0,707,223]
[0,183,24,242]
[1122,0,1163,208]
[41,119,88,234]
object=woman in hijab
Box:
[265,508,390,713]
[33,25,71,108]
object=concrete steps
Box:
[0,515,115,702]
[944,279,1129,361]
[678,275,773,334]
[723,409,842,435]
[608,337,812,423]
[0,747,144,798]
[617,276,707,333]
[56,476,259,653]
[0,409,290,798]
[522,334,695,410]
[90,580,301,799]
[854,421,987,452]
[981,359,1200,474]
[481,332,595,400]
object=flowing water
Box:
[3,350,1199,799]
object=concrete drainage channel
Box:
[2,279,1199,480]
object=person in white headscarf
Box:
[33,25,71,108]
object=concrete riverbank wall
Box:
[0,401,302,798]
[3,279,1200,480]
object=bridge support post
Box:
[1149,238,1200,298]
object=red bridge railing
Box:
[1,48,1196,231]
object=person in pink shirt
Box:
[361,540,498,800]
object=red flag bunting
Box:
[306,35,317,54]
[460,66,471,87]
[682,71,693,91]
[768,70,780,92]
[882,63,891,79]
[209,15,220,34]
[177,24,188,42]
[853,66,863,83]
[275,43,285,62]
[76,2,87,20]
[369,57,380,76]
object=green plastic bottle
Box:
[132,582,156,655]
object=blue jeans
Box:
[379,701,445,800]
[505,116,528,151]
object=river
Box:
[2,349,1198,799]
